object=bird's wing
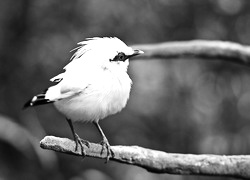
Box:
[46,70,90,101]
[24,71,88,108]
[50,73,64,83]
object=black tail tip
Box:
[23,100,33,109]
[23,94,53,110]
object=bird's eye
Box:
[110,52,127,62]
[117,52,126,61]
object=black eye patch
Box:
[110,52,128,62]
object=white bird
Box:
[24,37,143,160]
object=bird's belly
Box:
[54,73,131,122]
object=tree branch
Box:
[40,136,250,179]
[131,40,250,66]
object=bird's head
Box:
[70,37,143,72]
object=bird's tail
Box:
[23,90,53,109]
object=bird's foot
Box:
[99,137,114,162]
[73,133,90,157]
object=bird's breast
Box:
[54,69,132,122]
[103,70,132,116]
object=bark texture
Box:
[41,136,250,179]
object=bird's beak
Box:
[128,49,144,58]
[133,49,144,56]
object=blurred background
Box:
[0,0,250,179]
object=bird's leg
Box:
[93,121,114,162]
[66,118,90,156]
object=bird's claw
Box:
[99,138,114,162]
[74,133,90,157]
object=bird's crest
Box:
[70,37,122,61]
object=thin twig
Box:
[40,136,250,179]
[132,40,250,66]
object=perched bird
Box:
[24,37,143,160]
